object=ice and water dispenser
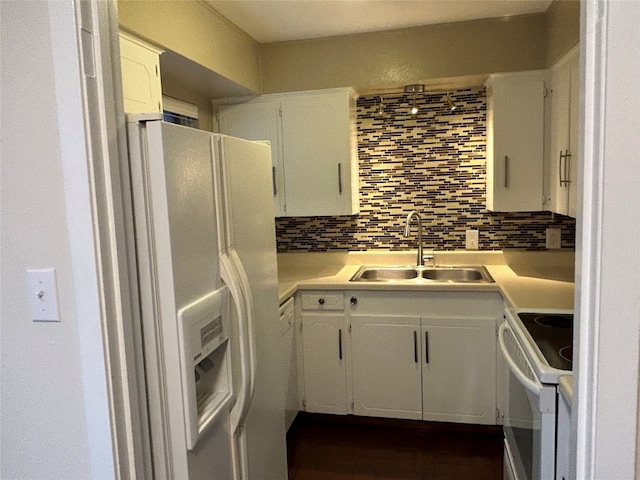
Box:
[177,286,233,450]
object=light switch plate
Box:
[465,229,479,250]
[546,228,562,249]
[27,268,60,322]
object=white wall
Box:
[0,1,114,478]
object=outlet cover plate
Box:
[27,268,60,322]
[546,228,562,249]
[465,229,479,250]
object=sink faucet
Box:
[404,210,425,266]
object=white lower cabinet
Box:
[299,292,349,414]
[299,289,501,425]
[421,317,496,424]
[351,315,422,419]
[279,297,298,430]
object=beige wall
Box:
[2,1,114,477]
[259,14,547,93]
[546,0,580,67]
[118,1,580,98]
[118,0,262,93]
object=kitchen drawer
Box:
[300,292,344,311]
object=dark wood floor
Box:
[286,413,503,480]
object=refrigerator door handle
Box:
[222,251,256,434]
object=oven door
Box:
[499,322,557,480]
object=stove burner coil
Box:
[559,346,573,363]
[533,314,573,329]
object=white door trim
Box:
[64,0,150,478]
[575,1,640,478]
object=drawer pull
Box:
[350,296,357,306]
[318,298,325,305]
[413,331,418,363]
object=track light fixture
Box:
[377,96,385,116]
[404,84,425,116]
[446,92,458,112]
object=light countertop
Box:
[277,250,575,311]
[559,375,574,405]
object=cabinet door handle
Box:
[504,156,509,188]
[338,329,343,360]
[425,331,430,364]
[338,162,343,194]
[350,296,357,306]
[558,150,564,186]
[559,150,572,186]
[272,166,277,196]
[413,331,418,363]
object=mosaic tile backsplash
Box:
[275,88,576,252]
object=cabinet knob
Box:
[318,298,325,305]
[350,296,357,305]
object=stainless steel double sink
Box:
[350,265,494,283]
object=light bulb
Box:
[410,94,418,115]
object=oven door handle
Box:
[498,323,542,396]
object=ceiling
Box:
[204,0,554,44]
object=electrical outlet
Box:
[546,228,562,249]
[465,229,479,250]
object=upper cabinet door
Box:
[548,48,580,218]
[280,91,358,217]
[486,72,546,212]
[567,52,580,218]
[549,60,571,215]
[119,33,163,114]
[218,101,285,216]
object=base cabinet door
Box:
[351,315,422,419]
[301,313,348,414]
[421,317,496,424]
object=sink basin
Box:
[355,267,419,281]
[421,267,489,282]
[350,265,494,283]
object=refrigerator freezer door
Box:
[128,120,233,479]
[217,135,288,479]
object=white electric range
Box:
[499,308,573,480]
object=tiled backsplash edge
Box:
[276,88,576,252]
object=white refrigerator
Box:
[126,115,287,479]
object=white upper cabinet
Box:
[485,71,546,212]
[119,32,163,114]
[548,48,580,218]
[218,101,284,215]
[216,89,360,217]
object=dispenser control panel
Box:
[177,285,233,450]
